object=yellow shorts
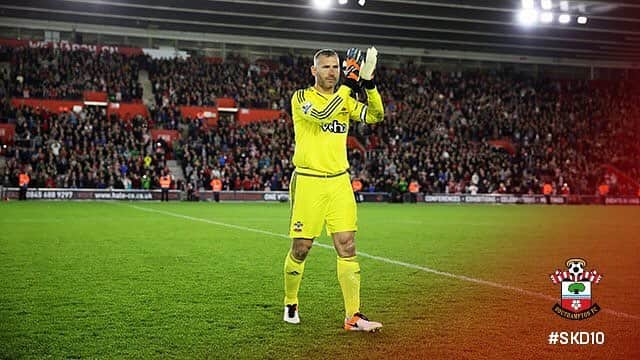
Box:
[288,170,357,238]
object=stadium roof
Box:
[1,0,639,66]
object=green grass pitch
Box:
[1,202,638,359]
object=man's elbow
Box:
[367,111,384,124]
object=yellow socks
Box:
[337,255,361,318]
[284,250,305,305]
[284,250,361,318]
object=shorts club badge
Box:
[549,258,603,320]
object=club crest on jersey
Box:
[302,102,312,114]
[549,258,603,320]
[321,120,347,133]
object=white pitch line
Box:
[126,204,639,321]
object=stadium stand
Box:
[1,44,638,197]
[6,46,143,102]
[2,105,170,190]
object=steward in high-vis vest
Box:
[598,182,609,205]
[542,182,553,205]
[18,171,30,201]
[408,180,420,203]
[210,177,222,203]
[351,178,363,203]
[159,172,171,202]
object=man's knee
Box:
[333,232,356,257]
[291,238,313,261]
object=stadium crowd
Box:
[356,66,640,196]
[2,105,169,190]
[178,116,293,193]
[173,57,639,196]
[147,56,301,109]
[1,46,638,196]
[6,46,143,101]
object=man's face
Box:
[312,54,340,89]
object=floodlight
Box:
[541,0,552,10]
[560,1,569,11]
[558,14,570,23]
[577,16,588,24]
[540,12,553,23]
[312,0,331,10]
[522,0,534,10]
[518,9,538,25]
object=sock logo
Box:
[321,120,347,133]
[293,221,303,232]
[287,271,300,276]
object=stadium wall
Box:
[3,188,180,201]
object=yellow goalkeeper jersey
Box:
[291,84,384,175]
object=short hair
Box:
[313,48,339,67]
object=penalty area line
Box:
[125,204,639,321]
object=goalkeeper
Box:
[283,47,384,332]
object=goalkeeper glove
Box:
[360,47,377,80]
[360,47,378,89]
[343,47,364,81]
[342,48,364,93]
